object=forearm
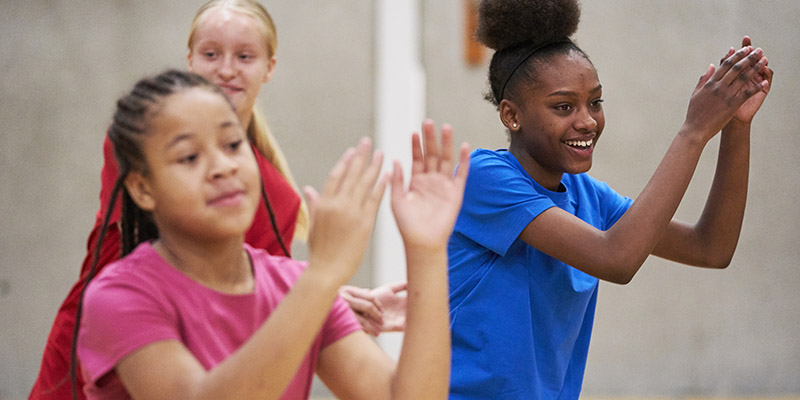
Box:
[198,267,343,400]
[693,121,751,265]
[602,128,708,280]
[391,244,451,399]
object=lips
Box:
[208,189,247,207]
[217,83,243,96]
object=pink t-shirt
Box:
[78,242,361,399]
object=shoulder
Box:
[246,244,308,289]
[84,243,168,306]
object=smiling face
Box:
[125,87,260,243]
[187,7,275,128]
[503,51,605,191]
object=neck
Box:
[508,146,564,192]
[240,110,253,133]
[153,231,253,294]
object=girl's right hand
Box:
[303,139,387,285]
[682,44,768,143]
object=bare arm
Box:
[116,140,388,400]
[318,120,470,399]
[520,44,769,284]
[653,37,773,267]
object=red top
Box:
[29,136,301,400]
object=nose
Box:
[209,149,238,180]
[218,55,236,81]
[573,107,598,132]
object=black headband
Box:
[499,38,573,101]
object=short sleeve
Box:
[456,150,557,256]
[592,178,633,230]
[77,265,179,383]
[320,296,362,349]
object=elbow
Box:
[603,254,648,285]
[607,270,635,285]
[704,254,733,269]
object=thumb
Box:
[696,64,715,90]
[303,186,320,216]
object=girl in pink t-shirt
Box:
[75,69,470,399]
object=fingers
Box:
[712,45,752,82]
[321,138,386,208]
[720,47,763,88]
[454,142,471,187]
[390,159,405,203]
[410,132,424,176]
[421,119,440,173]
[337,138,374,198]
[741,35,751,48]
[385,281,408,293]
[320,147,355,198]
[417,118,456,175]
[439,124,455,175]
[354,313,383,337]
[303,186,320,215]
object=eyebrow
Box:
[546,84,603,98]
[165,121,237,149]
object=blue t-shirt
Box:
[448,149,632,399]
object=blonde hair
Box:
[188,0,309,241]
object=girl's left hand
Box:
[722,36,774,124]
[390,119,470,248]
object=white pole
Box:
[374,0,425,359]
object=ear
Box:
[187,51,195,73]
[499,99,520,132]
[124,171,156,212]
[263,56,277,84]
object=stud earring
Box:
[512,123,518,128]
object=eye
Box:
[228,139,244,152]
[178,154,198,164]
[555,104,573,112]
[590,98,604,109]
[238,53,253,61]
[203,51,217,59]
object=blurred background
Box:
[1,0,798,398]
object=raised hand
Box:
[390,119,470,248]
[684,43,768,143]
[304,138,388,285]
[720,36,774,124]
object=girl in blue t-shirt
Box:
[447,0,773,398]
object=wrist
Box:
[725,118,753,132]
[304,260,352,292]
[676,124,711,148]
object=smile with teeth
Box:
[564,138,593,148]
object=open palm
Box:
[390,120,470,248]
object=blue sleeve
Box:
[455,150,556,256]
[593,178,633,230]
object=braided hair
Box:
[477,0,589,107]
[68,69,286,399]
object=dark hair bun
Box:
[476,0,581,50]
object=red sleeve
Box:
[245,144,301,256]
[95,135,121,226]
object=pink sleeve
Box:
[320,294,362,348]
[77,264,180,383]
